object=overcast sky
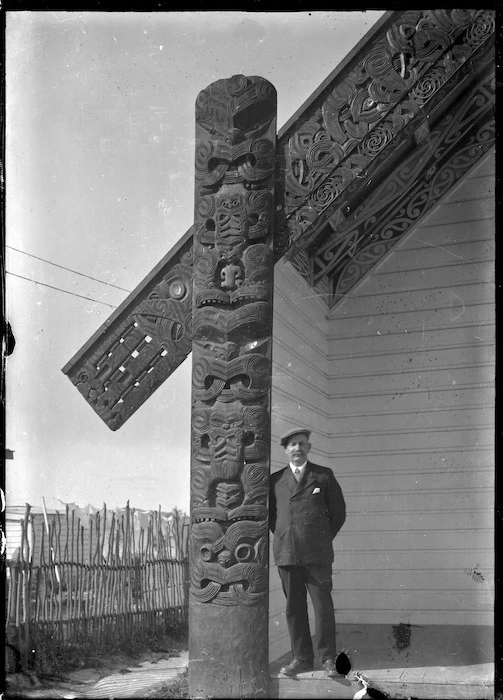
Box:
[5,10,385,514]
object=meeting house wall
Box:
[268,149,494,661]
[269,258,330,662]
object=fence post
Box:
[9,502,190,665]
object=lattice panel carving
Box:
[63,240,194,430]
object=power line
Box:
[6,245,131,292]
[6,271,118,309]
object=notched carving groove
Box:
[190,75,276,609]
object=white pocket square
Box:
[312,487,320,494]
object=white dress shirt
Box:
[289,461,307,475]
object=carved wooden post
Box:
[189,75,277,699]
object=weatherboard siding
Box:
[267,150,494,660]
[270,260,329,467]
[326,150,494,628]
[269,259,329,661]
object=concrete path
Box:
[10,651,494,698]
[270,659,494,699]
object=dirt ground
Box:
[5,643,188,699]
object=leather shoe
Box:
[279,658,314,676]
[323,652,352,678]
[323,658,338,678]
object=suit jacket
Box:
[269,461,346,566]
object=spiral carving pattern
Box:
[190,75,276,609]
[67,243,194,430]
[275,9,494,260]
[329,76,495,303]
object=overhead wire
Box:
[6,271,119,309]
[5,245,132,292]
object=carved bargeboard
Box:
[61,232,194,430]
[287,12,495,304]
[275,9,495,256]
[62,11,495,434]
[189,74,276,698]
[278,9,495,303]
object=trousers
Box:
[278,563,336,663]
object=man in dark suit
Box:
[269,427,346,678]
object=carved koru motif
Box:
[333,90,495,300]
[299,65,495,306]
[190,520,269,606]
[276,9,495,250]
[190,75,276,606]
[66,247,193,430]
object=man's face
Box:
[284,433,311,466]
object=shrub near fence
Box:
[6,502,189,670]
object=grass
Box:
[146,669,190,698]
[28,619,188,677]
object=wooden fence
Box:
[6,502,189,667]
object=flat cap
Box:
[279,427,311,447]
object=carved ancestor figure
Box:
[189,74,276,698]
